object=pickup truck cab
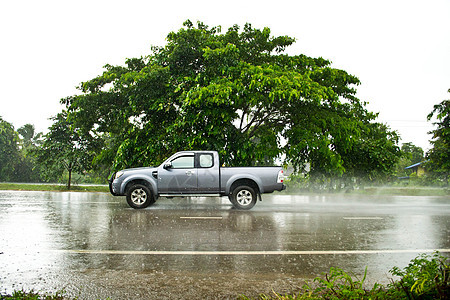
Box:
[109,151,285,210]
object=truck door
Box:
[158,154,198,193]
[196,153,220,193]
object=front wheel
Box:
[229,185,257,210]
[126,184,155,209]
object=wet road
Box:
[0,191,449,299]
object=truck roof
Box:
[174,150,217,154]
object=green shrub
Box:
[389,252,449,299]
[242,252,449,299]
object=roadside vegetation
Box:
[0,183,108,193]
[241,252,449,300]
[0,290,64,300]
[1,252,448,299]
[284,184,449,196]
[0,182,446,196]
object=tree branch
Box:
[242,107,264,133]
[247,113,280,139]
[239,107,248,130]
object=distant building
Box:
[405,161,427,177]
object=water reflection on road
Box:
[0,191,449,299]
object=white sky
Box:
[1,0,449,151]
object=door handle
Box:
[185,170,193,176]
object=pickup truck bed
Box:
[220,167,285,194]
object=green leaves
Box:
[389,252,449,299]
[35,112,96,188]
[0,117,20,181]
[426,93,450,183]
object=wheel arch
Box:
[123,178,157,199]
[228,178,261,196]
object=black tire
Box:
[229,185,257,210]
[126,184,155,209]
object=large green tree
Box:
[0,117,20,181]
[401,142,424,165]
[17,124,42,150]
[62,21,400,180]
[36,112,96,189]
[426,91,450,185]
[15,124,44,182]
[0,118,45,182]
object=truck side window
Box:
[171,156,194,169]
[199,154,213,168]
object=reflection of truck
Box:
[109,151,285,210]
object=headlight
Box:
[115,171,124,179]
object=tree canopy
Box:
[0,118,44,182]
[426,91,450,184]
[61,20,400,181]
[0,117,20,181]
[35,112,96,189]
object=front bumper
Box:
[108,172,120,196]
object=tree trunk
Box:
[68,168,72,190]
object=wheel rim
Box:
[236,189,253,206]
[131,188,147,205]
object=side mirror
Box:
[163,162,172,170]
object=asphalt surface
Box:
[0,190,449,299]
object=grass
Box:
[1,183,447,196]
[0,289,65,299]
[356,186,449,196]
[0,183,109,193]
[285,186,449,196]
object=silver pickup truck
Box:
[109,151,285,209]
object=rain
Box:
[0,191,449,299]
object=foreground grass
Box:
[2,253,448,299]
[0,289,65,300]
[0,183,109,193]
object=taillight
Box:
[277,170,284,183]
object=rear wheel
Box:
[229,185,257,210]
[126,184,155,209]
